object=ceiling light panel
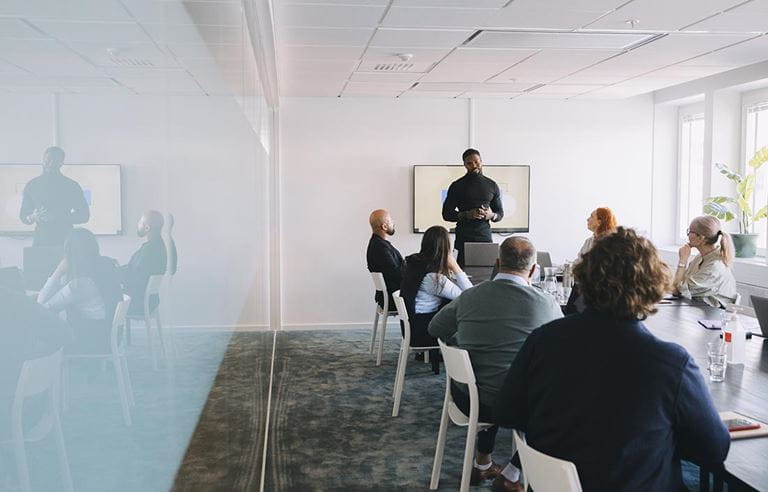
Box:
[467,31,654,50]
[282,45,366,61]
[280,27,374,46]
[29,20,152,43]
[277,4,387,28]
[0,19,49,40]
[0,0,132,22]
[394,0,508,7]
[683,12,768,33]
[443,47,539,64]
[420,62,512,83]
[606,33,756,66]
[585,0,748,31]
[382,7,496,29]
[482,7,609,30]
[679,34,768,66]
[370,28,474,48]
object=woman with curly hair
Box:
[492,227,729,492]
[672,215,737,307]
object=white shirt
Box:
[414,271,472,314]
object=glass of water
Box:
[707,342,727,382]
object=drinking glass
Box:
[707,342,727,382]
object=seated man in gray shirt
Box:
[428,237,562,490]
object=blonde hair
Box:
[689,215,734,266]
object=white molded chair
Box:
[127,274,166,370]
[513,429,583,492]
[391,290,439,417]
[370,272,397,366]
[64,295,135,426]
[2,348,74,492]
[430,339,496,492]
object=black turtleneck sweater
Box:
[442,172,503,242]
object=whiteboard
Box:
[413,165,530,233]
[0,164,122,235]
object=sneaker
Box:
[470,461,503,485]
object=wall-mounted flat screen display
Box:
[0,164,122,235]
[413,165,530,233]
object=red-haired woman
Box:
[578,207,618,258]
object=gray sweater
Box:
[428,275,563,406]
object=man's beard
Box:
[387,226,395,235]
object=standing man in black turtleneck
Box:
[442,148,504,267]
[19,146,90,246]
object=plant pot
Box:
[731,233,759,258]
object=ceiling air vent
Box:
[107,48,156,68]
[373,63,415,72]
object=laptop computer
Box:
[750,295,768,338]
[464,242,499,267]
[23,246,63,290]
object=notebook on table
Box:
[719,411,768,440]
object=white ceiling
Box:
[0,0,252,97]
[274,0,768,99]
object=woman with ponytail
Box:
[672,215,737,307]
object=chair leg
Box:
[121,356,136,407]
[392,344,409,417]
[460,423,478,492]
[126,317,132,346]
[52,412,74,492]
[429,399,451,489]
[155,311,167,361]
[370,309,380,355]
[13,428,30,492]
[113,356,132,426]
[376,313,388,367]
[146,315,158,370]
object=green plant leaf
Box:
[755,205,768,222]
[748,146,768,170]
[704,202,735,222]
[737,174,756,200]
[715,162,743,183]
[705,196,735,204]
[737,197,753,217]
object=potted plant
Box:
[704,146,768,258]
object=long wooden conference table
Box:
[645,299,768,491]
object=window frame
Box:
[741,87,768,257]
[676,103,705,244]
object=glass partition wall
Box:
[0,2,272,490]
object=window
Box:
[745,100,768,252]
[678,111,705,239]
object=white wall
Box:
[280,96,655,328]
[0,93,270,328]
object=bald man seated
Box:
[123,210,167,315]
[366,209,404,311]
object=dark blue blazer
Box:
[494,310,730,491]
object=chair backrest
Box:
[437,339,476,386]
[12,348,64,442]
[513,430,583,492]
[143,274,164,314]
[392,290,408,322]
[111,295,131,353]
[370,271,386,292]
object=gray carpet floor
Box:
[173,328,515,491]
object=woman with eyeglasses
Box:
[672,215,737,307]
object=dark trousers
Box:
[451,381,499,454]
[402,312,440,374]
